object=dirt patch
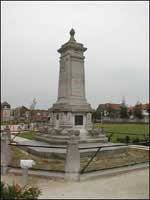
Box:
[10,146,149,172]
[10,146,65,170]
[80,148,149,172]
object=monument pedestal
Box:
[35,128,108,145]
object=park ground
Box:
[2,123,149,199]
[1,168,149,199]
[17,123,149,143]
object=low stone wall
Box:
[15,144,127,160]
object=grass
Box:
[17,123,150,143]
[10,146,65,171]
[17,131,36,140]
[94,123,149,134]
[81,148,149,172]
[10,146,149,172]
[94,123,149,142]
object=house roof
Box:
[1,102,11,108]
[15,106,29,111]
[97,103,121,111]
[141,103,149,110]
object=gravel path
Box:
[2,168,149,199]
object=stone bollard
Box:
[65,131,80,181]
[5,125,11,141]
[1,131,11,175]
[20,160,35,186]
[22,168,28,186]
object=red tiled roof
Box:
[97,103,121,110]
[141,104,150,110]
[106,103,121,110]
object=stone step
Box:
[35,135,108,145]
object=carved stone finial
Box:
[70,28,75,36]
[69,28,76,42]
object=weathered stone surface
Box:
[65,134,80,181]
[37,29,108,144]
[1,132,11,175]
[48,29,93,131]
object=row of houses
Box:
[1,101,149,123]
[96,103,149,121]
[1,102,49,123]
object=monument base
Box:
[35,128,108,145]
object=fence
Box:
[1,131,80,181]
[1,130,149,182]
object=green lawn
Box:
[17,131,36,140]
[17,123,149,143]
[94,123,149,143]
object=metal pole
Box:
[80,147,102,174]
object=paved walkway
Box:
[1,168,149,199]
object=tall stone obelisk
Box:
[35,29,108,143]
[49,29,93,134]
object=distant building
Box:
[31,109,49,122]
[13,106,30,121]
[1,102,11,122]
[11,106,49,122]
[141,103,149,122]
[128,106,134,119]
[141,103,150,113]
[96,103,121,119]
[128,103,149,121]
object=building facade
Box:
[1,102,11,122]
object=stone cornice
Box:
[58,42,87,54]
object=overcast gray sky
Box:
[1,1,149,109]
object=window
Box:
[56,114,59,120]
[75,115,83,126]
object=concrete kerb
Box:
[7,168,65,180]
[6,161,149,182]
[80,162,149,181]
[128,144,149,150]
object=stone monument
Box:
[36,29,108,144]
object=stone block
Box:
[65,134,80,181]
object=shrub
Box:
[132,138,140,144]
[116,137,126,143]
[125,135,130,143]
[0,181,41,199]
[116,137,122,142]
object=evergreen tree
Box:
[128,109,133,118]
[133,101,143,119]
[146,104,150,114]
[120,97,128,119]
